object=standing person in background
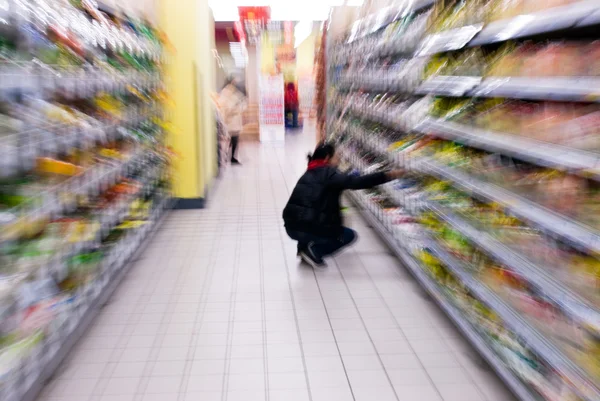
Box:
[284,82,299,128]
[283,142,404,268]
[218,76,247,165]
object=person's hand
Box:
[387,169,405,180]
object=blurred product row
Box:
[0,1,171,401]
[326,0,600,401]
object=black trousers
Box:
[285,109,299,127]
[286,227,357,258]
[230,134,239,161]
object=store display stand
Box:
[0,2,173,401]
[259,74,285,143]
[325,0,600,400]
[346,189,537,401]
[19,199,171,401]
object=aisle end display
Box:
[259,73,285,142]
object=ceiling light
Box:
[294,21,312,48]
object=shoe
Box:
[299,252,327,268]
[299,243,327,268]
[231,158,241,165]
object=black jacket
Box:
[283,166,390,237]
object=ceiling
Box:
[209,0,364,22]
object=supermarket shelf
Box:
[341,123,407,170]
[426,241,600,401]
[411,0,436,13]
[417,0,600,56]
[0,151,147,243]
[469,0,600,47]
[415,118,600,179]
[1,124,110,176]
[0,3,165,401]
[0,168,166,373]
[346,103,413,133]
[98,163,163,237]
[471,77,600,102]
[18,197,172,401]
[332,0,600,399]
[416,76,482,97]
[414,158,600,255]
[344,141,600,335]
[348,125,392,155]
[339,143,370,173]
[417,75,600,102]
[338,74,411,93]
[417,24,484,56]
[1,107,158,178]
[39,178,155,281]
[425,201,600,333]
[343,140,600,331]
[380,182,414,211]
[341,124,600,401]
[343,133,407,175]
[341,99,600,180]
[346,190,539,401]
[346,0,435,43]
[345,148,600,398]
[338,2,600,61]
[0,66,160,97]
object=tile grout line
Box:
[342,211,447,400]
[89,234,179,401]
[349,228,490,400]
[220,184,244,401]
[132,239,200,400]
[258,164,270,401]
[177,217,228,401]
[308,268,359,401]
[271,148,331,401]
[330,251,430,401]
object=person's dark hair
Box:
[307,142,335,162]
[222,76,247,97]
[236,83,247,97]
[222,76,235,89]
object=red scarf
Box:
[307,160,329,170]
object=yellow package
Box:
[36,158,81,176]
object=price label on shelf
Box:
[417,24,483,56]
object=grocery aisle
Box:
[38,126,517,401]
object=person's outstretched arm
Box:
[329,169,404,190]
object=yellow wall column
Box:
[296,25,320,78]
[198,5,218,189]
[159,0,216,204]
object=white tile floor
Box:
[37,125,518,401]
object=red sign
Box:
[238,7,270,23]
[238,7,270,44]
[234,21,245,43]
